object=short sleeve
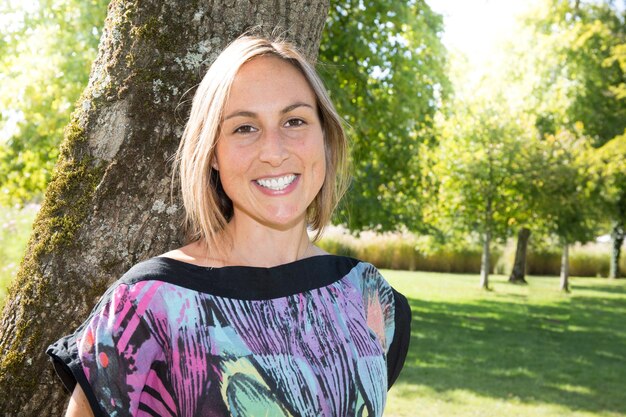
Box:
[350,263,412,390]
[46,283,162,417]
[386,288,411,388]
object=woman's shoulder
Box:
[118,256,189,285]
[156,240,221,267]
[119,241,219,286]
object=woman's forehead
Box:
[224,55,317,112]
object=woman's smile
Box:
[253,173,300,193]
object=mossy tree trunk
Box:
[0,0,329,415]
[508,227,530,284]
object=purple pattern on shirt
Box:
[54,261,395,417]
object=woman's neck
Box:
[219,217,316,268]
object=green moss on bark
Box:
[133,16,178,52]
[30,121,104,256]
[0,113,104,397]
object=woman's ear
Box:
[211,157,219,171]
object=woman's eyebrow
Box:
[281,102,314,114]
[223,102,314,121]
[223,110,256,121]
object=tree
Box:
[506,131,575,284]
[518,0,626,281]
[508,227,531,283]
[318,0,449,232]
[591,134,626,278]
[532,129,600,291]
[428,94,526,289]
[0,0,330,414]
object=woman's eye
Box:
[234,125,256,134]
[285,118,305,127]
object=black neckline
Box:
[120,255,361,300]
[155,254,334,272]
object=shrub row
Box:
[318,235,626,277]
[318,236,501,274]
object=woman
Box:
[47,35,411,417]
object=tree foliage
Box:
[499,0,625,282]
[591,133,626,277]
[533,128,601,246]
[428,99,524,243]
[0,0,110,205]
[318,0,449,232]
[593,134,626,227]
[521,0,626,146]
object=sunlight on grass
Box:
[383,270,626,417]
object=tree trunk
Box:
[480,229,491,289]
[0,1,329,415]
[560,243,570,292]
[609,220,624,279]
[509,227,530,284]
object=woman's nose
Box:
[258,128,289,166]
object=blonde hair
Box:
[173,35,349,254]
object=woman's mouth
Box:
[254,174,299,191]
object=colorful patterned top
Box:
[47,255,411,417]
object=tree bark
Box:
[509,227,530,284]
[480,229,491,289]
[609,220,624,279]
[560,243,570,292]
[0,1,329,415]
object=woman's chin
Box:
[255,208,308,230]
[230,201,310,231]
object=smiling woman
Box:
[46,35,412,417]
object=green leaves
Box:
[0,0,109,205]
[523,0,626,147]
[319,0,449,232]
[427,94,528,246]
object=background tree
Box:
[532,129,601,291]
[591,134,626,278]
[505,132,574,284]
[428,93,526,289]
[518,0,626,276]
[0,0,330,414]
[318,0,449,232]
[508,227,531,283]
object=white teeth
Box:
[256,174,297,191]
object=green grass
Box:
[383,271,626,417]
[0,204,38,308]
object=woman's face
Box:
[214,55,326,230]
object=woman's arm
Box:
[65,385,95,417]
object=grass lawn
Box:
[0,204,37,308]
[383,270,626,417]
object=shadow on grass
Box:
[396,292,626,414]
[573,282,626,295]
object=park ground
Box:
[383,271,626,417]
